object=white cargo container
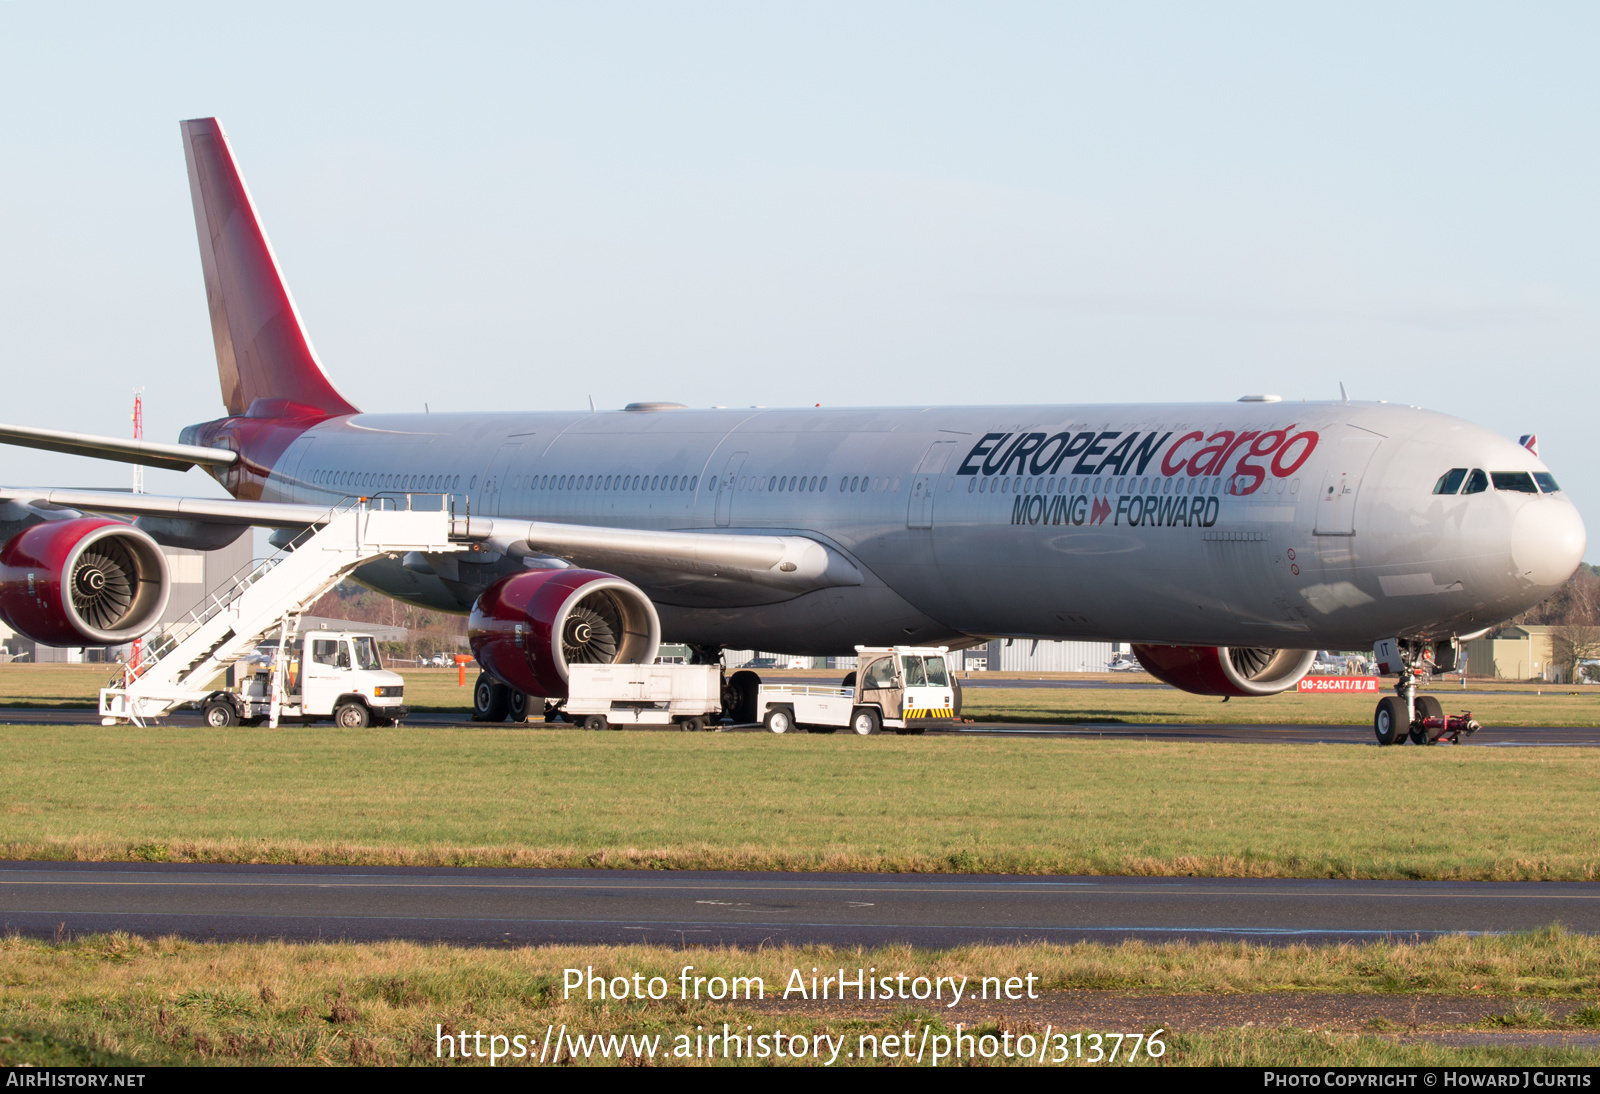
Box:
[563,663,723,730]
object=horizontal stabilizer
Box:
[0,423,239,472]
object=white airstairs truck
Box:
[98,501,467,728]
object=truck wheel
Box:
[473,673,509,722]
[678,716,704,733]
[763,706,795,734]
[334,701,371,729]
[850,707,881,736]
[203,700,238,728]
[583,714,608,731]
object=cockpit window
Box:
[1491,472,1538,494]
[1534,472,1561,493]
[1433,468,1467,495]
[1462,469,1489,494]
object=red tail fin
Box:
[181,118,358,420]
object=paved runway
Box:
[2,863,1596,947]
[2,705,1597,745]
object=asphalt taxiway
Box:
[3,863,1596,947]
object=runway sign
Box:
[1297,677,1380,693]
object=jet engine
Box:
[0,518,171,646]
[1131,644,1316,697]
[469,569,661,697]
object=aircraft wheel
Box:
[583,714,608,731]
[203,700,238,728]
[1412,695,1444,743]
[1373,696,1404,746]
[725,670,761,724]
[841,671,857,690]
[473,673,509,722]
[334,701,371,729]
[763,706,795,734]
[850,707,881,736]
[508,689,531,722]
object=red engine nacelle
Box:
[1131,644,1316,697]
[0,518,171,646]
[469,568,661,698]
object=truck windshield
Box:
[352,636,383,671]
[923,656,950,686]
[902,657,927,686]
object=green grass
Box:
[2,725,1597,878]
[4,930,1600,1066]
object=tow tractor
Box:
[202,629,406,727]
[752,645,956,735]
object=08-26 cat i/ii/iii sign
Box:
[1297,677,1380,693]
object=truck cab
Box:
[205,630,407,728]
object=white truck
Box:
[561,663,724,731]
[201,630,407,728]
[753,645,956,735]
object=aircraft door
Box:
[907,441,957,529]
[1314,437,1381,536]
[859,654,902,719]
[715,452,747,527]
[478,443,523,518]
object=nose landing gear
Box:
[1372,638,1481,746]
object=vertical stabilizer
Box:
[180,118,358,419]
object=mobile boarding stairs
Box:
[99,500,469,727]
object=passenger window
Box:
[923,656,950,686]
[1433,468,1467,495]
[1491,472,1538,494]
[1463,469,1489,494]
[1534,472,1561,493]
[902,657,927,687]
[863,658,897,689]
[312,639,339,666]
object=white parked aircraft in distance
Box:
[0,118,1585,744]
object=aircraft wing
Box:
[0,423,238,472]
[0,488,863,603]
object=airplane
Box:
[0,118,1586,745]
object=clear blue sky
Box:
[2,3,1595,553]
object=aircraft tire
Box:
[508,689,532,722]
[726,670,761,724]
[473,673,509,722]
[1412,695,1444,743]
[1373,696,1404,746]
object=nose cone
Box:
[1511,498,1587,589]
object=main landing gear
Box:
[1372,638,1482,747]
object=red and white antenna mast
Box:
[131,388,145,494]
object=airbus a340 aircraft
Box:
[0,118,1586,744]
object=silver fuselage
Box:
[257,400,1585,654]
